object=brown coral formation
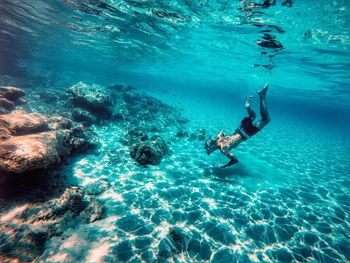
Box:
[0,86,95,174]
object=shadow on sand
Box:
[203,163,254,183]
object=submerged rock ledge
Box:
[0,86,96,174]
[0,186,104,261]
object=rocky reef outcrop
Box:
[0,187,105,261]
[0,86,25,114]
[0,86,97,174]
[110,84,188,131]
[67,81,113,118]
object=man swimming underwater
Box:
[205,83,270,168]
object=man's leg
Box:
[255,83,270,129]
[245,95,256,120]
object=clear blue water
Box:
[1,0,350,262]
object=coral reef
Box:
[0,86,97,174]
[67,81,113,117]
[0,187,104,261]
[0,82,192,261]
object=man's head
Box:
[205,135,218,155]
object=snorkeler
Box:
[205,83,270,168]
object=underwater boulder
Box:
[84,179,110,195]
[72,107,97,125]
[67,125,100,152]
[0,86,25,101]
[130,135,169,165]
[67,81,113,115]
[0,130,67,173]
[47,115,73,130]
[0,86,25,114]
[80,199,104,223]
[0,186,85,261]
[0,97,15,112]
[30,186,85,220]
[0,110,49,136]
[157,226,194,261]
[0,110,98,173]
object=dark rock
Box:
[0,97,15,111]
[67,125,100,152]
[157,226,195,261]
[85,179,110,195]
[33,186,85,219]
[67,82,113,114]
[169,226,191,251]
[0,86,25,114]
[0,187,85,261]
[0,106,9,114]
[108,84,187,133]
[0,86,25,101]
[48,116,73,130]
[80,199,104,223]
[130,136,168,165]
[72,108,97,125]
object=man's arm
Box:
[220,149,239,168]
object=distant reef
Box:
[0,81,192,175]
[29,81,190,166]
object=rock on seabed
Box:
[0,86,96,174]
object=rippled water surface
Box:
[0,0,350,262]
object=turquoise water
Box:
[1,0,350,262]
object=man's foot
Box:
[245,95,253,108]
[220,158,238,168]
[258,83,269,96]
